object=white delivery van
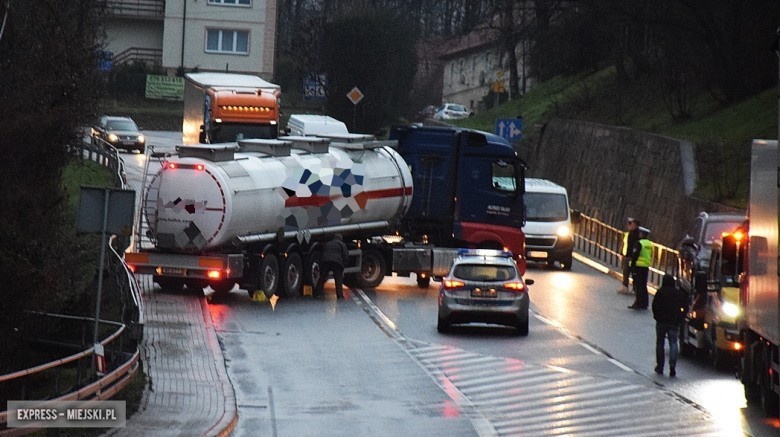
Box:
[523,178,575,270]
[286,114,349,136]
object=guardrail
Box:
[69,133,127,188]
[573,212,681,290]
[0,314,140,434]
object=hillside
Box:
[455,69,777,208]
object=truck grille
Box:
[526,237,556,248]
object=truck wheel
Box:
[281,252,303,298]
[354,248,386,289]
[154,276,184,292]
[260,254,280,296]
[760,348,780,417]
[743,345,762,404]
[210,280,235,300]
[305,250,321,287]
[416,275,431,288]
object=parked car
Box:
[91,115,145,153]
[437,249,533,335]
[415,105,438,121]
[433,103,472,121]
[676,211,747,295]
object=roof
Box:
[525,178,567,194]
[185,72,280,91]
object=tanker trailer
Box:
[125,135,413,298]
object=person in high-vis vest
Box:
[618,218,640,294]
[628,226,653,309]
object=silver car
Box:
[437,249,533,335]
[433,103,472,120]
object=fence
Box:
[572,212,682,290]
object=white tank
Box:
[144,137,413,253]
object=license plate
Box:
[471,289,497,298]
[528,250,548,258]
[122,140,136,145]
[161,267,186,276]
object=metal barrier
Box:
[573,212,680,289]
[69,133,127,188]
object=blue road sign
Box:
[495,118,524,142]
[303,74,327,102]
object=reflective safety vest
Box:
[635,239,653,267]
[622,232,629,256]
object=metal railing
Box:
[70,133,127,188]
[112,47,163,67]
[573,212,681,290]
[104,0,164,19]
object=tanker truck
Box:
[182,72,281,144]
[125,124,527,299]
[739,138,780,417]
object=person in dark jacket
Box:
[652,274,690,377]
[314,234,349,299]
[618,218,641,294]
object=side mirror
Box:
[524,278,534,286]
[570,210,582,224]
[432,276,442,282]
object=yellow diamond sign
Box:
[347,86,364,105]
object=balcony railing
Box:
[105,0,164,20]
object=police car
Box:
[437,249,533,336]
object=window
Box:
[491,160,517,194]
[206,29,249,54]
[208,0,251,5]
[524,193,569,222]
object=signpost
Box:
[346,86,364,132]
[495,117,524,143]
[76,187,135,375]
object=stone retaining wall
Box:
[529,118,743,247]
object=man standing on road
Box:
[618,218,640,294]
[652,274,689,377]
[314,234,349,299]
[628,226,652,309]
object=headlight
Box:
[556,226,571,238]
[138,135,145,144]
[721,301,740,318]
[108,133,119,143]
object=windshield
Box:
[703,221,744,246]
[524,192,568,222]
[453,264,515,281]
[107,120,138,131]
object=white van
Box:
[523,178,575,270]
[286,114,349,136]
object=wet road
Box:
[122,132,780,436]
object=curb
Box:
[199,297,239,437]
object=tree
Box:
[0,0,104,372]
[320,6,419,134]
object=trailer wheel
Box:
[260,253,280,296]
[760,348,780,417]
[281,252,303,298]
[305,250,321,287]
[210,280,235,300]
[353,248,386,289]
[154,276,184,292]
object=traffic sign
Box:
[347,87,364,105]
[304,74,326,102]
[495,118,524,142]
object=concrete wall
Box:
[530,119,743,247]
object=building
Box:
[102,0,277,78]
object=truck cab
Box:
[389,125,527,273]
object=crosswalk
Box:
[405,340,727,436]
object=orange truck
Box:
[182,72,281,144]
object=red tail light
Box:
[207,270,222,280]
[503,281,526,292]
[443,279,465,289]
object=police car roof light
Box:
[457,248,513,258]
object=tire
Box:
[416,275,431,288]
[210,280,235,300]
[305,250,321,287]
[679,322,695,357]
[742,345,762,404]
[760,348,780,417]
[352,248,386,289]
[185,279,208,296]
[437,317,451,333]
[515,318,530,336]
[560,252,573,271]
[260,253,280,296]
[281,251,303,298]
[154,276,184,292]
